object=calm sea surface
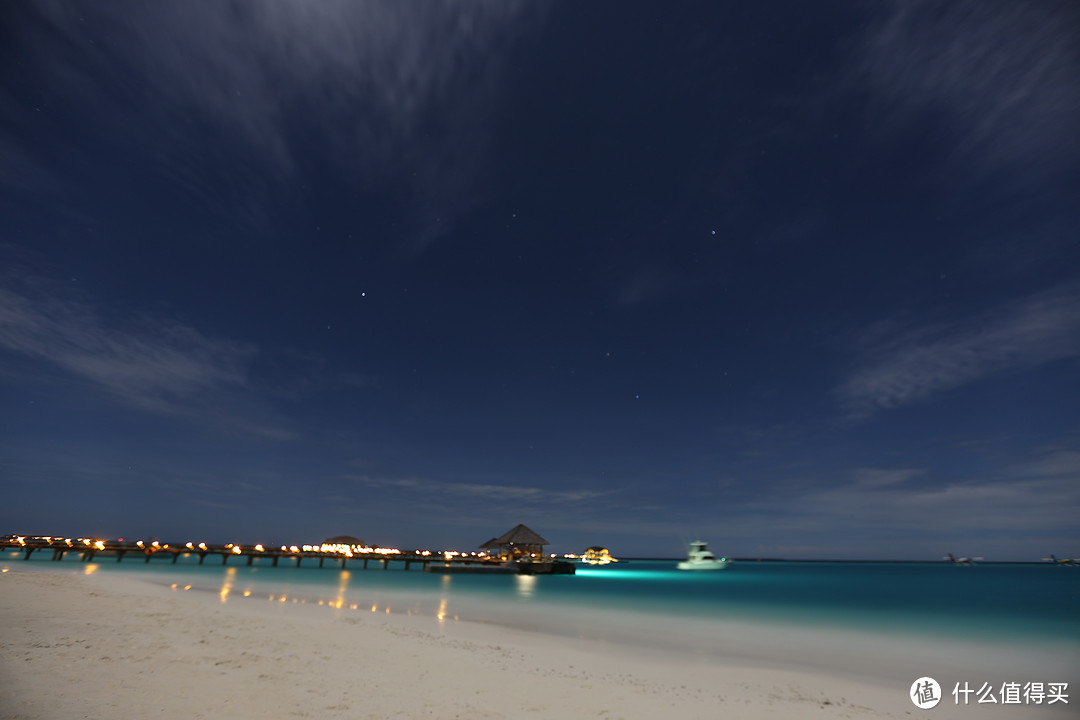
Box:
[4,550,1078,651]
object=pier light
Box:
[186,542,194,549]
[151,541,160,547]
[83,539,92,546]
[94,540,105,551]
[136,541,144,547]
[162,544,169,549]
[290,545,300,553]
[16,537,25,545]
[280,545,288,551]
[232,545,242,554]
[254,544,265,552]
[198,543,207,550]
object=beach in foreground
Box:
[0,570,1073,719]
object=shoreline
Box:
[2,568,1075,719]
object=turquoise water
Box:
[4,550,1078,650]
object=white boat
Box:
[677,541,729,570]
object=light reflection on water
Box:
[4,551,1077,646]
[515,574,536,598]
[219,566,235,603]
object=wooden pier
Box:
[0,538,504,572]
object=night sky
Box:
[2,1,1078,559]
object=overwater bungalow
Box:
[477,524,575,575]
[486,524,550,561]
[581,546,616,565]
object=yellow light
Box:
[186,542,194,549]
[184,585,191,590]
[290,545,299,553]
[231,546,242,554]
[242,590,251,597]
[198,542,207,550]
[151,541,160,547]
[437,597,448,623]
[254,544,265,552]
[137,541,144,547]
[94,540,105,551]
[219,566,235,604]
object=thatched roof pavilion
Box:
[323,535,365,546]
[482,524,549,559]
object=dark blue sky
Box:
[2,1,1078,559]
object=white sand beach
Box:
[0,569,1073,719]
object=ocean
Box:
[5,551,1078,685]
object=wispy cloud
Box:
[722,457,1079,558]
[836,285,1080,417]
[854,0,1080,182]
[1007,448,1080,482]
[797,471,1077,534]
[0,273,293,438]
[350,474,610,506]
[4,2,538,242]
